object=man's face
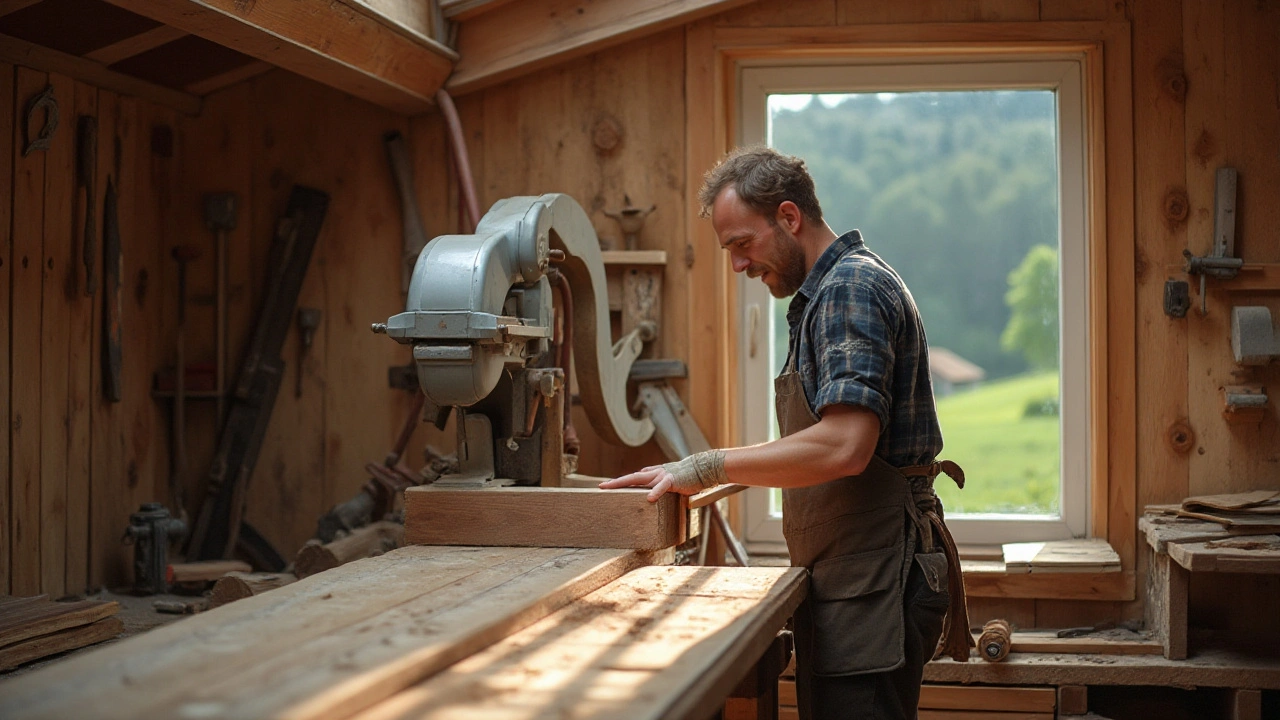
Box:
[711,187,807,298]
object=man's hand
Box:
[598,465,678,503]
[599,450,729,502]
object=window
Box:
[736,59,1090,550]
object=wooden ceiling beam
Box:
[84,25,187,65]
[0,31,201,114]
[446,0,758,95]
[100,0,457,114]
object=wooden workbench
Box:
[0,546,806,720]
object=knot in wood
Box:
[592,115,623,154]
[1163,187,1189,224]
[1157,56,1188,103]
[1167,420,1195,453]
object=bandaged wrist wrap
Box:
[662,450,728,494]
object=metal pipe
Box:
[436,89,480,232]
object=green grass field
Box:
[933,370,1060,515]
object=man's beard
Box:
[748,224,807,298]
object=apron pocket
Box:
[808,544,906,676]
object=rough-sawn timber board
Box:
[0,546,654,720]
[354,566,808,720]
[404,486,685,550]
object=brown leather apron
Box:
[775,357,973,686]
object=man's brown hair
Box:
[698,146,824,224]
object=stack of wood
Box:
[0,596,122,671]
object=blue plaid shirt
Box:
[783,230,944,467]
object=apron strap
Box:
[898,458,973,663]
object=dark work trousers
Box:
[794,555,950,720]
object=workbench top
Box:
[0,546,806,720]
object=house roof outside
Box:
[930,347,986,384]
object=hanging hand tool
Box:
[102,177,123,402]
[203,193,237,423]
[295,307,321,397]
[21,84,58,157]
[170,245,201,519]
[77,116,97,296]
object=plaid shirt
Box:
[783,230,944,467]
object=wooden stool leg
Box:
[1147,552,1188,659]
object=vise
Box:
[375,194,654,486]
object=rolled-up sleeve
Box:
[808,278,900,429]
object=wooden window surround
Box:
[685,20,1135,602]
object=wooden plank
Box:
[84,25,187,65]
[0,616,122,672]
[689,482,746,509]
[685,18,735,452]
[404,486,685,550]
[1038,0,1112,21]
[182,59,272,95]
[439,0,518,21]
[0,33,199,115]
[925,646,1280,690]
[86,88,119,590]
[962,569,1134,601]
[352,566,808,720]
[1058,685,1088,715]
[1146,551,1187,660]
[923,708,1054,719]
[448,0,756,94]
[0,546,649,720]
[1002,539,1120,573]
[600,249,668,265]
[1099,17,1136,611]
[37,71,73,598]
[918,684,1055,712]
[101,0,454,114]
[1232,688,1262,720]
[10,66,47,597]
[168,559,252,583]
[1166,536,1280,574]
[64,81,96,595]
[0,598,118,648]
[1132,0,1190,633]
[1003,631,1162,656]
[836,0,1040,24]
[0,62,13,595]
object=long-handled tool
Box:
[170,245,201,519]
[102,177,123,402]
[203,193,237,422]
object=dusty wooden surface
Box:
[353,565,807,720]
[0,546,652,720]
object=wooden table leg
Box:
[1147,551,1188,660]
[725,631,793,720]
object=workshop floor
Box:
[0,589,194,681]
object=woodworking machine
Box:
[375,194,655,486]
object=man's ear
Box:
[776,201,803,234]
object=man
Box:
[600,146,971,719]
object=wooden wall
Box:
[2,64,176,597]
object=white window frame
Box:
[737,59,1091,550]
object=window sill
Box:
[960,560,1134,601]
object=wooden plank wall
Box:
[3,63,173,596]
